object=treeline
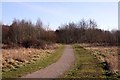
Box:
[2,19,120,48]
[55,19,120,46]
[2,19,56,48]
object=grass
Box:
[2,45,65,79]
[64,44,106,78]
[85,46,119,79]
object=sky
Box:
[2,2,118,31]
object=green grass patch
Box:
[64,44,106,78]
[2,45,65,78]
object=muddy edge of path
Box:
[22,45,75,78]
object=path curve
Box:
[22,45,75,78]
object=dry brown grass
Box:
[84,46,118,74]
[2,44,60,72]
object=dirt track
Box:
[22,45,75,78]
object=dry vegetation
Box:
[64,44,105,78]
[81,44,118,75]
[2,44,60,72]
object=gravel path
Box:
[22,45,75,78]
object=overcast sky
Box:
[2,2,118,31]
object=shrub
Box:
[22,39,33,48]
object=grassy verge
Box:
[64,44,106,78]
[2,45,64,78]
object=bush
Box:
[33,40,46,49]
[22,39,33,48]
[21,39,47,49]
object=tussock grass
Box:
[84,46,119,78]
[2,45,65,78]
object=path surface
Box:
[22,45,75,78]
